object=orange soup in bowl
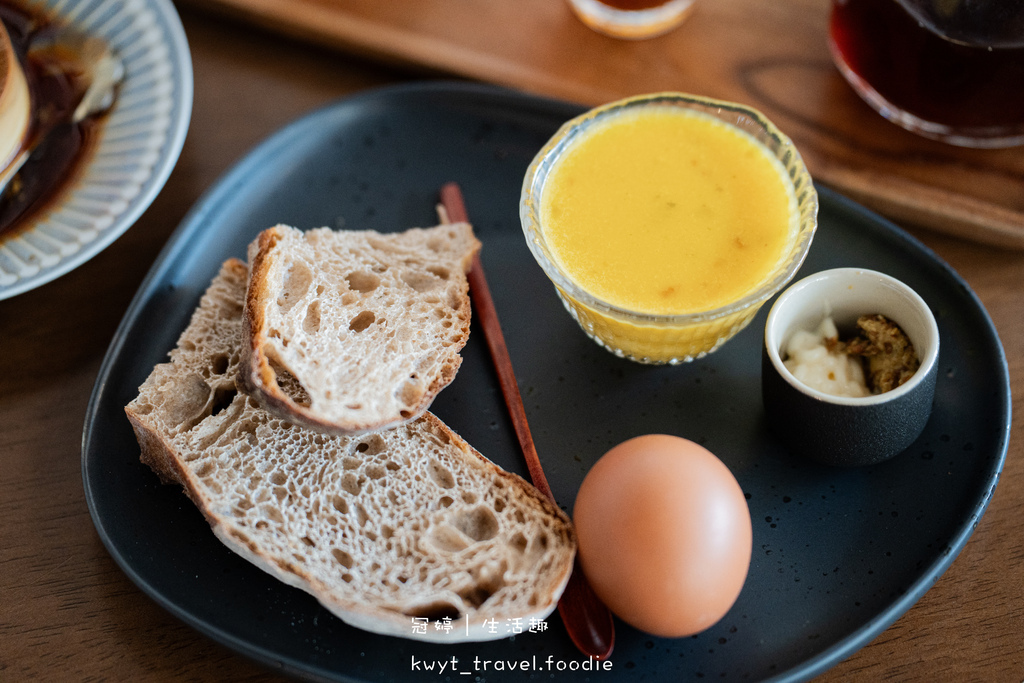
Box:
[540,105,797,315]
[521,93,818,364]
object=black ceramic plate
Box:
[83,82,1010,683]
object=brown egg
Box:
[573,434,752,638]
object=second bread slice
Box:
[126,259,576,642]
[242,223,481,435]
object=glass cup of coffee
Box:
[567,0,696,40]
[829,0,1024,148]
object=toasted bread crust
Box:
[239,226,311,428]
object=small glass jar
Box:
[566,0,696,40]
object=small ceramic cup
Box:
[762,268,940,466]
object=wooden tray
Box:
[183,0,1024,249]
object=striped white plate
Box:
[0,0,192,299]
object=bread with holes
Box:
[125,259,576,642]
[241,223,481,436]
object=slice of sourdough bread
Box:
[242,223,481,436]
[125,259,575,642]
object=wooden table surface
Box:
[1,4,1021,682]
[181,0,1024,248]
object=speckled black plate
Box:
[83,82,1010,683]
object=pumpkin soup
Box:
[539,106,798,316]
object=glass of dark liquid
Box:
[829,0,1024,147]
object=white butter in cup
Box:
[783,315,871,398]
[765,268,938,407]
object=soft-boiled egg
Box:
[573,434,752,638]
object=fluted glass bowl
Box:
[520,92,819,364]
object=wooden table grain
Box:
[1,5,1021,682]
[180,0,1024,249]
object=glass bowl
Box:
[520,92,819,365]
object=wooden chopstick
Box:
[439,181,615,660]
